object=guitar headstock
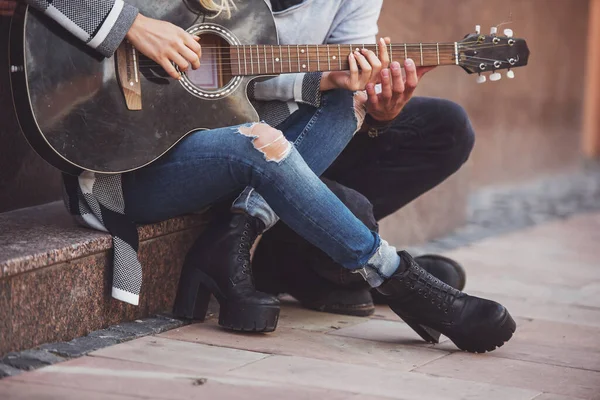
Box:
[458,26,530,83]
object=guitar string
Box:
[135,43,516,67]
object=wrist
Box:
[320,72,335,92]
[125,13,145,41]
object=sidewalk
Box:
[1,212,599,399]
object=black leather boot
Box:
[173,212,280,332]
[377,251,515,353]
[371,254,466,305]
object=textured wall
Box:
[378,0,589,187]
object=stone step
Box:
[0,201,210,357]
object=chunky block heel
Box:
[173,266,212,321]
[395,312,441,344]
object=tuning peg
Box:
[490,27,498,35]
[506,70,515,79]
[490,72,502,81]
[476,75,487,84]
[503,29,514,38]
[475,25,481,34]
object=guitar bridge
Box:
[115,40,142,110]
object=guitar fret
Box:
[249,45,254,74]
[271,45,275,74]
[338,44,342,70]
[327,45,331,70]
[306,44,310,71]
[255,45,260,73]
[420,43,424,66]
[279,46,283,74]
[288,45,292,73]
[264,45,268,73]
[316,45,320,71]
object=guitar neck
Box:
[229,42,459,76]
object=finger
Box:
[380,68,393,103]
[159,58,181,80]
[170,51,191,72]
[180,45,201,70]
[366,83,379,108]
[417,66,436,79]
[384,37,391,45]
[378,37,390,69]
[348,53,359,88]
[354,50,373,87]
[361,48,382,84]
[390,61,404,101]
[403,58,418,98]
[184,33,203,61]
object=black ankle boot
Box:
[378,251,515,353]
[173,212,280,332]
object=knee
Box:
[237,123,292,162]
[435,100,475,170]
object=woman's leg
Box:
[231,89,366,229]
[123,121,397,275]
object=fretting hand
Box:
[366,57,435,123]
[125,14,202,80]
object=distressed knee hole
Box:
[237,123,291,162]
[353,91,368,134]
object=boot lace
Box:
[398,260,460,314]
[237,222,256,277]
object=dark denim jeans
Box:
[254,96,476,288]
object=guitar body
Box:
[9,0,277,174]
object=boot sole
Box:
[304,301,375,317]
[449,310,516,353]
[173,266,280,333]
[219,303,280,333]
[391,306,516,352]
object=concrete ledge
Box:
[0,202,210,356]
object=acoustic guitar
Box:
[8,0,530,174]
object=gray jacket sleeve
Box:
[24,0,139,57]
[252,0,383,107]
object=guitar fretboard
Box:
[229,42,459,76]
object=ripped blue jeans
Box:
[122,89,399,284]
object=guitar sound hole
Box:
[185,34,233,91]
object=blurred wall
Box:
[0,15,62,213]
[379,0,589,187]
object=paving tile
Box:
[91,336,267,374]
[515,319,600,350]
[465,291,600,328]
[327,318,449,346]
[276,300,367,332]
[9,356,351,400]
[533,394,588,400]
[227,355,540,399]
[160,320,448,371]
[0,381,138,400]
[414,353,600,399]
[436,339,600,372]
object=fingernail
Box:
[366,83,374,91]
[391,62,400,70]
[406,59,414,67]
[381,69,389,78]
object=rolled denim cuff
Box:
[231,187,280,230]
